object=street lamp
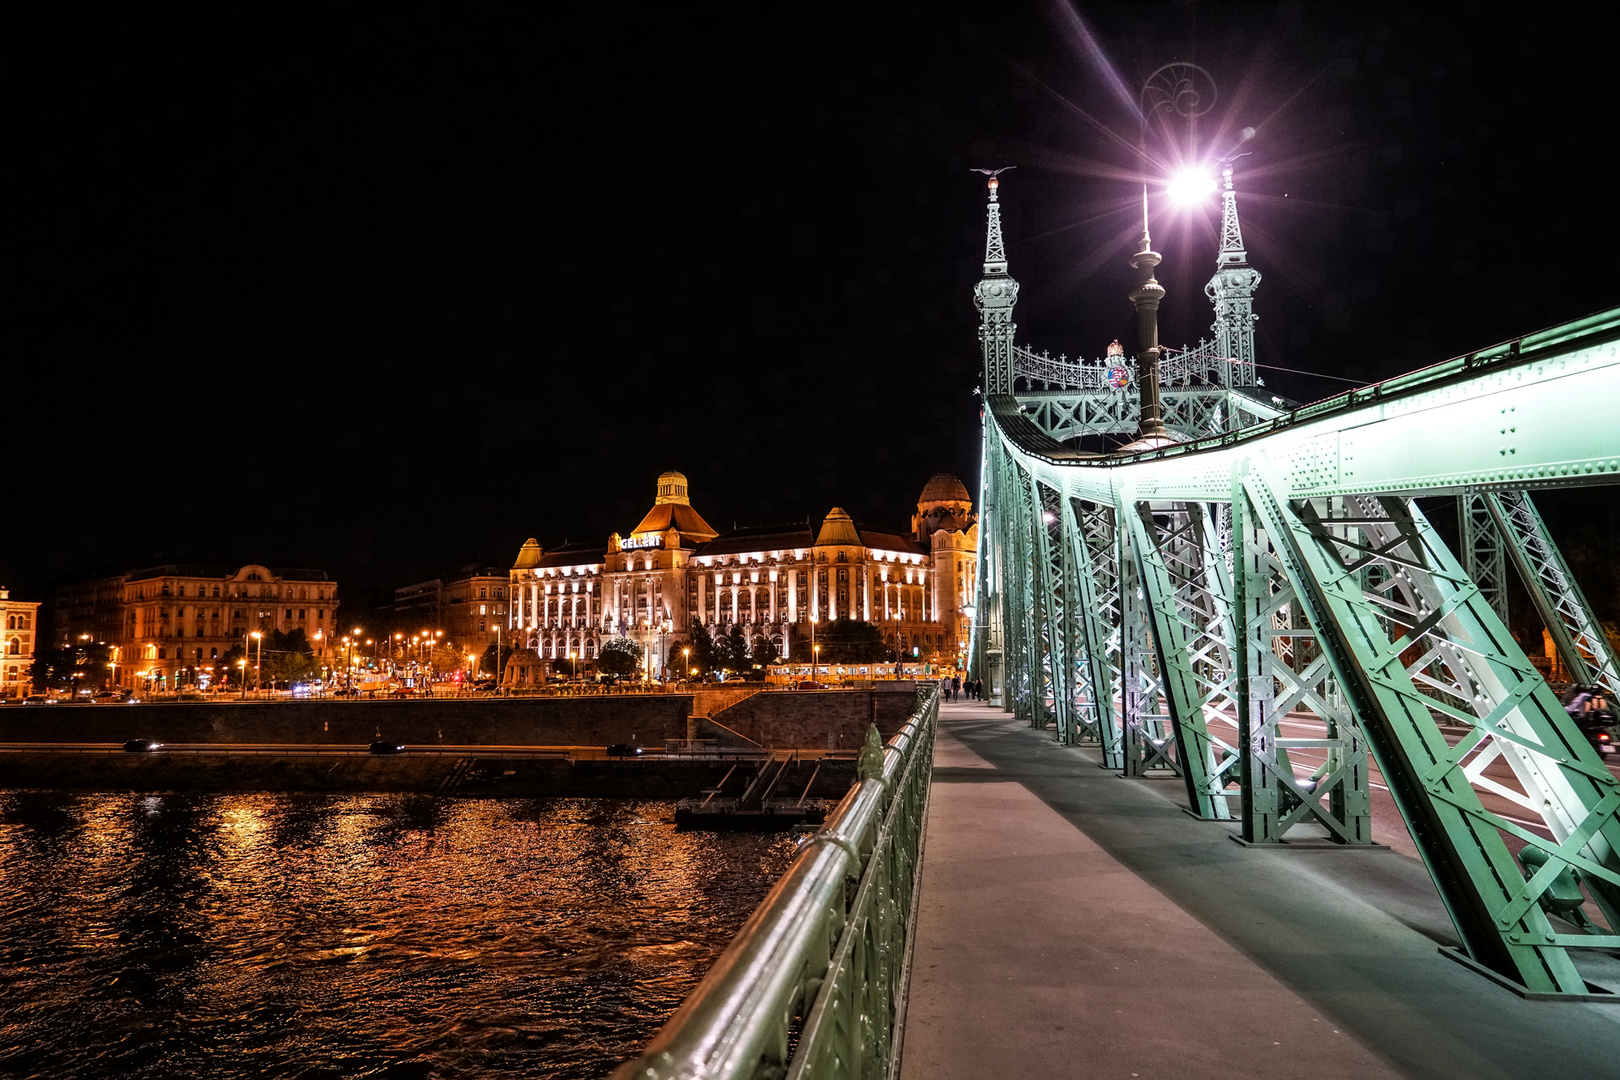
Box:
[683,646,691,683]
[250,631,263,697]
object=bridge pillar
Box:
[1067,497,1124,765]
[1232,475,1371,844]
[1242,462,1620,995]
[1122,495,1235,818]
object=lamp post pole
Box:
[1130,62,1217,443]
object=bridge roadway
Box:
[899,700,1620,1080]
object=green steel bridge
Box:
[967,162,1620,1001]
[616,160,1619,1080]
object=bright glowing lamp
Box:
[1167,170,1217,205]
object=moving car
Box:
[368,740,404,755]
[121,738,162,753]
[605,743,643,758]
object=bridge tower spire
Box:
[973,171,1019,396]
[1205,161,1261,385]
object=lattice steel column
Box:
[1487,489,1620,698]
[1031,478,1080,743]
[1459,493,1510,624]
[1118,507,1174,777]
[1122,497,1236,817]
[1070,498,1126,767]
[1231,472,1371,844]
[1245,460,1620,995]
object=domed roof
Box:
[629,471,718,541]
[919,473,972,506]
[654,471,691,506]
[513,538,543,570]
[815,507,862,547]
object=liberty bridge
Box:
[967,148,1620,999]
[616,69,1620,1080]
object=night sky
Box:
[10,3,1617,603]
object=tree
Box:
[688,619,717,677]
[599,636,642,677]
[718,624,750,674]
[220,644,248,688]
[817,617,886,663]
[752,636,781,669]
[263,629,318,686]
[29,640,112,693]
[480,639,520,680]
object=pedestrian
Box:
[952,675,961,702]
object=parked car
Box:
[121,738,162,753]
[368,740,404,755]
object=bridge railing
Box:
[611,685,939,1080]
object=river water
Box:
[0,791,799,1079]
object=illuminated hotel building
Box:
[508,471,977,676]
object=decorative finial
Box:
[971,166,1016,203]
[1107,339,1124,358]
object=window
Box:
[158,648,167,659]
[211,647,218,659]
[285,609,293,619]
[212,586,220,597]
[298,608,306,619]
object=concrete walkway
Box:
[898,701,1620,1080]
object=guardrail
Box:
[611,684,938,1080]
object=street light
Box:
[249,630,264,697]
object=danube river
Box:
[0,790,799,1079]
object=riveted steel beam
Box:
[1486,489,1620,698]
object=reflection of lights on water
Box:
[141,795,163,814]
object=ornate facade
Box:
[53,562,337,690]
[2,587,42,700]
[508,471,977,677]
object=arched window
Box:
[6,638,18,656]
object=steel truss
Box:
[1486,490,1620,698]
[974,308,1620,995]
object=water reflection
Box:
[0,791,797,1079]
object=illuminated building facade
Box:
[2,587,42,700]
[394,564,508,657]
[508,471,977,676]
[53,562,337,690]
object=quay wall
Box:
[0,688,918,750]
[0,695,693,748]
[708,685,921,749]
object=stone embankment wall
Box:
[706,684,920,749]
[0,696,693,748]
[0,687,923,751]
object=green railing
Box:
[612,686,939,1080]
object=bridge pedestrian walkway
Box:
[898,701,1620,1080]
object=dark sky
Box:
[10,2,1617,601]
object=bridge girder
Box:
[976,309,1620,996]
